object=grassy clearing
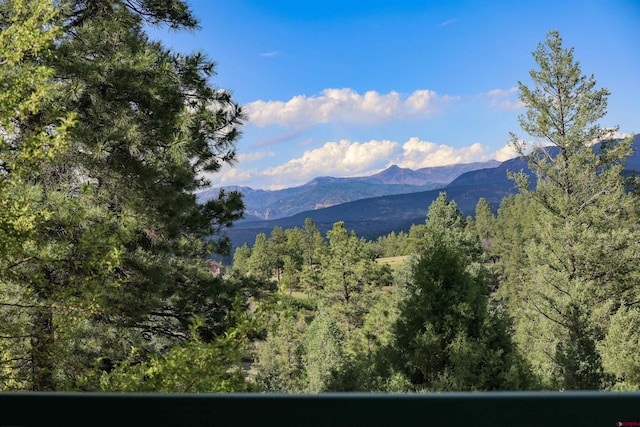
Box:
[375,255,409,270]
[288,290,309,300]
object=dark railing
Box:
[1,391,640,427]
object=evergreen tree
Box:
[232,243,252,275]
[391,195,533,391]
[426,192,465,230]
[247,233,273,280]
[96,300,255,392]
[320,222,379,336]
[1,0,75,390]
[600,306,640,390]
[252,307,308,393]
[269,226,287,283]
[492,194,537,293]
[297,219,327,298]
[279,227,305,294]
[301,218,325,267]
[349,286,400,391]
[1,0,249,390]
[472,197,496,252]
[506,30,639,389]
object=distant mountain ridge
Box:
[218,135,639,252]
[196,160,500,220]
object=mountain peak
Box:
[304,176,339,186]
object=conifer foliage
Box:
[4,9,639,393]
[503,30,639,389]
[1,0,247,390]
[392,193,531,391]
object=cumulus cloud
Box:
[484,87,525,110]
[396,137,491,169]
[493,137,546,161]
[244,88,452,127]
[208,137,542,189]
[262,139,399,185]
[494,143,522,162]
[204,165,256,187]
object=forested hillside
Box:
[1,0,638,393]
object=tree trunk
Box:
[30,281,55,391]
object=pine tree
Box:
[247,233,273,280]
[506,30,639,389]
[0,0,77,390]
[253,309,307,392]
[472,198,496,252]
[232,243,252,275]
[391,194,532,390]
[320,222,382,336]
[301,218,325,267]
[303,309,348,393]
[1,0,248,390]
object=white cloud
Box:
[493,138,544,161]
[262,139,399,186]
[484,87,525,110]
[244,88,452,127]
[494,143,522,162]
[207,137,552,190]
[204,165,256,187]
[396,137,491,169]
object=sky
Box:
[147,0,640,190]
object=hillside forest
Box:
[1,0,639,392]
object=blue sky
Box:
[149,0,640,190]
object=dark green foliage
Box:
[553,300,610,390]
[471,197,496,252]
[246,233,273,279]
[232,243,252,275]
[389,194,533,391]
[392,232,533,391]
[393,236,474,386]
[1,0,252,391]
[95,300,256,392]
[251,290,320,393]
[249,220,395,393]
[320,222,377,334]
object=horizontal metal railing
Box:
[1,391,639,427]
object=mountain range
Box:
[200,135,639,253]
[196,160,500,221]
